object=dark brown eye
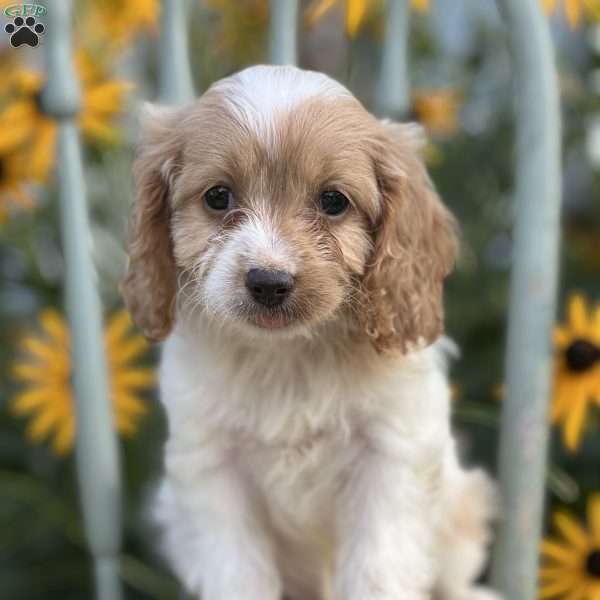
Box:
[204,186,234,212]
[319,191,350,217]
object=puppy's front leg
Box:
[165,444,281,600]
[334,433,443,600]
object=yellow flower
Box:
[11,308,154,455]
[412,88,460,136]
[306,0,428,37]
[539,496,600,598]
[552,293,600,451]
[0,51,131,183]
[542,0,600,29]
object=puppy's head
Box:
[122,66,457,352]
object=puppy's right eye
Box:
[204,186,234,212]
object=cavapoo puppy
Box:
[123,65,499,600]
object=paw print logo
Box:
[5,16,45,48]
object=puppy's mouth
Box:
[253,312,290,329]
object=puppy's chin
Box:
[198,298,343,344]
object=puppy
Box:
[123,65,499,600]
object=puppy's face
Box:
[123,66,458,352]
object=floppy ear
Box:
[121,104,182,342]
[361,121,459,353]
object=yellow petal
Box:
[553,512,590,550]
[113,392,148,416]
[112,368,155,390]
[562,582,588,600]
[26,403,65,443]
[592,306,600,341]
[541,539,582,566]
[12,362,50,383]
[568,293,589,335]
[563,393,589,451]
[12,387,55,415]
[84,81,131,114]
[589,494,600,545]
[19,335,60,364]
[554,326,572,348]
[565,0,582,27]
[29,121,56,181]
[539,576,580,599]
[539,565,577,580]
[51,416,75,455]
[39,308,69,346]
[108,336,149,365]
[115,413,137,436]
[105,309,133,345]
[346,0,368,36]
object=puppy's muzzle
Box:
[245,268,294,307]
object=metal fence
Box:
[42,1,561,599]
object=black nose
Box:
[246,268,294,307]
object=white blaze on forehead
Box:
[236,209,296,274]
[210,65,352,140]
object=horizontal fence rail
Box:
[42,1,123,599]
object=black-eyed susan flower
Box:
[0,51,131,184]
[11,308,154,455]
[412,88,461,137]
[552,293,600,451]
[305,0,428,37]
[542,0,600,29]
[540,495,600,598]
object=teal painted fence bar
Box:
[41,1,123,599]
[376,0,410,117]
[159,0,195,104]
[491,0,562,598]
[269,0,299,65]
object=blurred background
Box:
[1,0,599,598]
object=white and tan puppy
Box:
[123,65,499,600]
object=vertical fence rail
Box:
[491,0,562,598]
[159,0,195,104]
[41,2,122,599]
[376,0,410,118]
[269,0,299,65]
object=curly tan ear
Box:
[121,105,182,342]
[361,121,459,353]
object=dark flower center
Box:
[0,157,5,183]
[586,549,600,578]
[565,339,600,372]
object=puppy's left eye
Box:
[204,186,234,212]
[319,191,350,217]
